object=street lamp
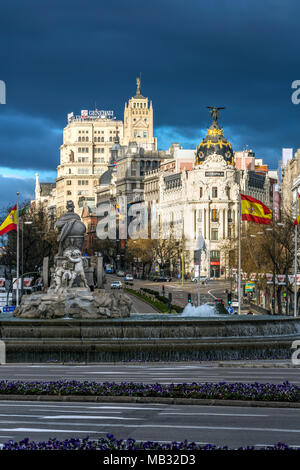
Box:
[21,220,33,295]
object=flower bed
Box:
[0,380,299,402]
[1,434,298,450]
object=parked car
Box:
[111,281,122,289]
[124,274,134,281]
[117,270,125,277]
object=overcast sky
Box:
[0,0,299,208]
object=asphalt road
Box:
[0,363,299,384]
[0,400,300,448]
[106,274,231,310]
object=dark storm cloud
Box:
[0,109,61,170]
[0,0,299,174]
[0,174,35,209]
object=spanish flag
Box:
[241,194,272,225]
[0,205,17,235]
[293,193,300,226]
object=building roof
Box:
[99,168,113,186]
[195,108,234,166]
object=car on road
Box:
[191,276,208,284]
[124,274,134,281]
[117,270,125,277]
[153,276,172,282]
[110,280,122,289]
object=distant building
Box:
[33,77,157,217]
[281,149,300,215]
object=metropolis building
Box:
[144,108,274,278]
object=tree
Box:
[0,203,58,278]
[239,212,297,314]
[126,238,156,277]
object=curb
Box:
[0,394,300,408]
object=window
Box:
[199,187,203,198]
[67,190,72,195]
[212,187,218,198]
[211,229,218,241]
[211,209,218,222]
[131,160,137,176]
[143,131,147,138]
[66,180,72,185]
[94,167,104,174]
[210,250,220,260]
[78,168,89,174]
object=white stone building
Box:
[150,108,273,278]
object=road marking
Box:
[3,423,297,434]
[159,412,268,417]
[0,427,99,433]
[208,289,218,299]
[43,415,142,420]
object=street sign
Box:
[245,282,255,292]
[226,306,234,315]
[2,306,16,313]
[231,301,239,307]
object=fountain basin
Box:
[0,313,299,363]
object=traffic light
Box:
[227,292,232,305]
[188,293,192,303]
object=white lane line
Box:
[255,443,300,448]
[0,403,166,410]
[87,406,167,410]
[159,412,269,417]
[43,415,142,420]
[0,428,99,433]
[207,289,218,299]
[84,372,123,374]
[2,423,297,433]
[30,409,122,414]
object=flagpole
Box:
[295,223,298,317]
[238,191,241,315]
[16,192,20,307]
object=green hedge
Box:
[125,287,183,314]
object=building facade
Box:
[54,78,156,216]
[145,108,274,278]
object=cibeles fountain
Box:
[3,200,300,363]
[13,200,132,319]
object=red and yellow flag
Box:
[293,193,300,226]
[0,205,17,235]
[241,194,272,225]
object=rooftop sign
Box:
[68,110,115,122]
